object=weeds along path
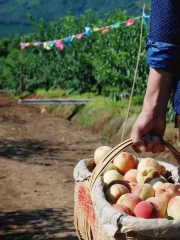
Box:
[0,91,102,240]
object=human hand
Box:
[130,67,173,153]
[131,111,166,153]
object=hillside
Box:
[0,0,150,38]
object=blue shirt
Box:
[146,0,180,114]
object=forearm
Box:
[131,0,180,153]
[142,67,174,117]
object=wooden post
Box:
[177,115,180,151]
[19,38,23,94]
[121,4,146,142]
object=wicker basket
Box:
[74,139,180,240]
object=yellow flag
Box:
[93,27,100,32]
[44,42,51,50]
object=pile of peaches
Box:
[94,146,180,220]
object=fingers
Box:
[132,145,142,153]
[131,122,165,153]
[133,134,165,153]
[144,133,154,152]
[131,127,146,152]
[151,135,165,153]
[131,130,165,153]
[144,134,165,153]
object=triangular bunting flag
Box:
[126,19,135,27]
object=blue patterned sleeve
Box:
[146,38,180,73]
[147,0,180,73]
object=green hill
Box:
[0,0,150,38]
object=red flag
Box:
[102,27,109,34]
[126,19,135,27]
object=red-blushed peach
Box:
[167,196,180,219]
[136,167,160,184]
[103,170,124,188]
[155,183,180,203]
[134,201,160,219]
[117,193,141,213]
[138,158,160,172]
[94,146,112,165]
[146,196,168,218]
[103,163,117,173]
[175,183,180,194]
[113,204,134,216]
[105,184,130,203]
[131,183,155,201]
[158,164,167,177]
[113,152,137,175]
[124,169,138,183]
[108,180,131,192]
[149,177,167,191]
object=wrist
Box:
[142,93,167,118]
[141,68,173,118]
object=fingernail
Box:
[139,146,146,152]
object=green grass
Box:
[35,89,67,98]
[35,88,143,128]
[26,88,176,142]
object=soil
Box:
[0,90,178,240]
[0,90,103,240]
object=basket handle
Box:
[89,139,180,189]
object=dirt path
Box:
[0,91,103,240]
[0,91,178,240]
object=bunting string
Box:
[20,14,149,51]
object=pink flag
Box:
[126,19,135,27]
[76,34,84,39]
[35,41,41,45]
[55,40,64,50]
[21,43,26,50]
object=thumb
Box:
[131,126,146,152]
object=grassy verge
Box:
[33,88,177,144]
[34,89,133,140]
[36,88,142,117]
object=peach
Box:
[86,159,96,172]
[113,204,134,216]
[103,163,117,173]
[94,146,112,165]
[105,184,130,203]
[167,196,180,219]
[175,183,180,193]
[117,193,141,213]
[146,197,168,218]
[136,167,160,184]
[131,184,155,200]
[138,158,160,172]
[113,152,136,175]
[149,177,167,190]
[159,164,167,177]
[155,183,180,203]
[108,180,131,192]
[134,201,160,219]
[129,182,138,190]
[134,157,139,168]
[103,170,124,188]
[124,169,138,183]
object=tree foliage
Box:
[0,0,150,37]
[0,9,149,98]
